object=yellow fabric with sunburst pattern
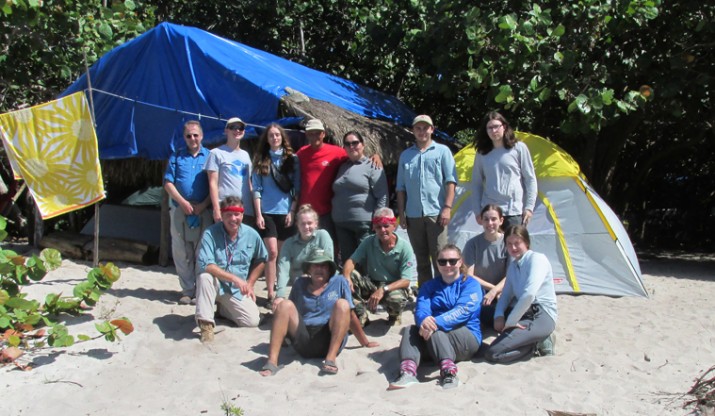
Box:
[0,92,105,219]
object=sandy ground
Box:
[1,253,714,416]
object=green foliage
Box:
[0,0,156,112]
[0,217,133,366]
[2,0,712,248]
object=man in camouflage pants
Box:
[342,208,417,326]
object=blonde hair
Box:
[295,204,319,225]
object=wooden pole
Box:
[83,49,101,267]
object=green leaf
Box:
[95,321,112,334]
[538,87,552,102]
[552,24,565,37]
[99,263,121,284]
[0,316,10,328]
[98,22,113,39]
[49,334,75,347]
[498,14,517,30]
[0,290,9,305]
[554,51,564,64]
[5,297,37,311]
[77,334,91,341]
[494,85,513,103]
[8,335,21,346]
[529,75,540,92]
[73,281,94,299]
[124,0,136,11]
[577,96,592,114]
[0,217,6,231]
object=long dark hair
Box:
[472,111,517,154]
[253,123,295,176]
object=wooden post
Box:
[83,49,101,267]
[32,204,42,248]
[159,187,170,267]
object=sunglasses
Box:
[185,133,200,139]
[437,258,460,266]
[344,140,361,148]
[228,125,245,132]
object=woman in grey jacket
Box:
[471,111,537,229]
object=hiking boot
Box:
[440,371,459,389]
[536,333,556,356]
[179,295,192,305]
[199,321,215,343]
[388,372,418,390]
[387,314,402,326]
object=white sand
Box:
[1,256,713,416]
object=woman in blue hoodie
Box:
[388,244,482,391]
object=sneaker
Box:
[199,321,214,343]
[440,371,459,390]
[536,333,556,356]
[388,372,418,390]
[179,295,192,305]
[190,297,197,305]
[387,314,402,326]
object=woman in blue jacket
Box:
[388,244,482,390]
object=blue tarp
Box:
[60,22,417,160]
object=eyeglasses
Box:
[228,125,245,132]
[437,258,460,266]
[185,133,200,139]
[344,140,361,148]
[486,124,503,131]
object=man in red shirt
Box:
[296,119,347,242]
[297,119,382,251]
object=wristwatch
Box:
[383,285,390,293]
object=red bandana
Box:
[221,206,245,213]
[372,216,397,226]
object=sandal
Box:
[266,294,276,310]
[259,361,281,377]
[320,360,339,375]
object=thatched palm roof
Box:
[279,92,416,166]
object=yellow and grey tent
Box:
[449,132,647,298]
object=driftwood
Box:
[40,231,154,265]
[683,365,715,415]
[82,237,151,265]
[39,231,93,259]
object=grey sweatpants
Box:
[399,325,480,364]
[484,303,556,363]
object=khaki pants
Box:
[194,272,259,327]
[169,205,212,297]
